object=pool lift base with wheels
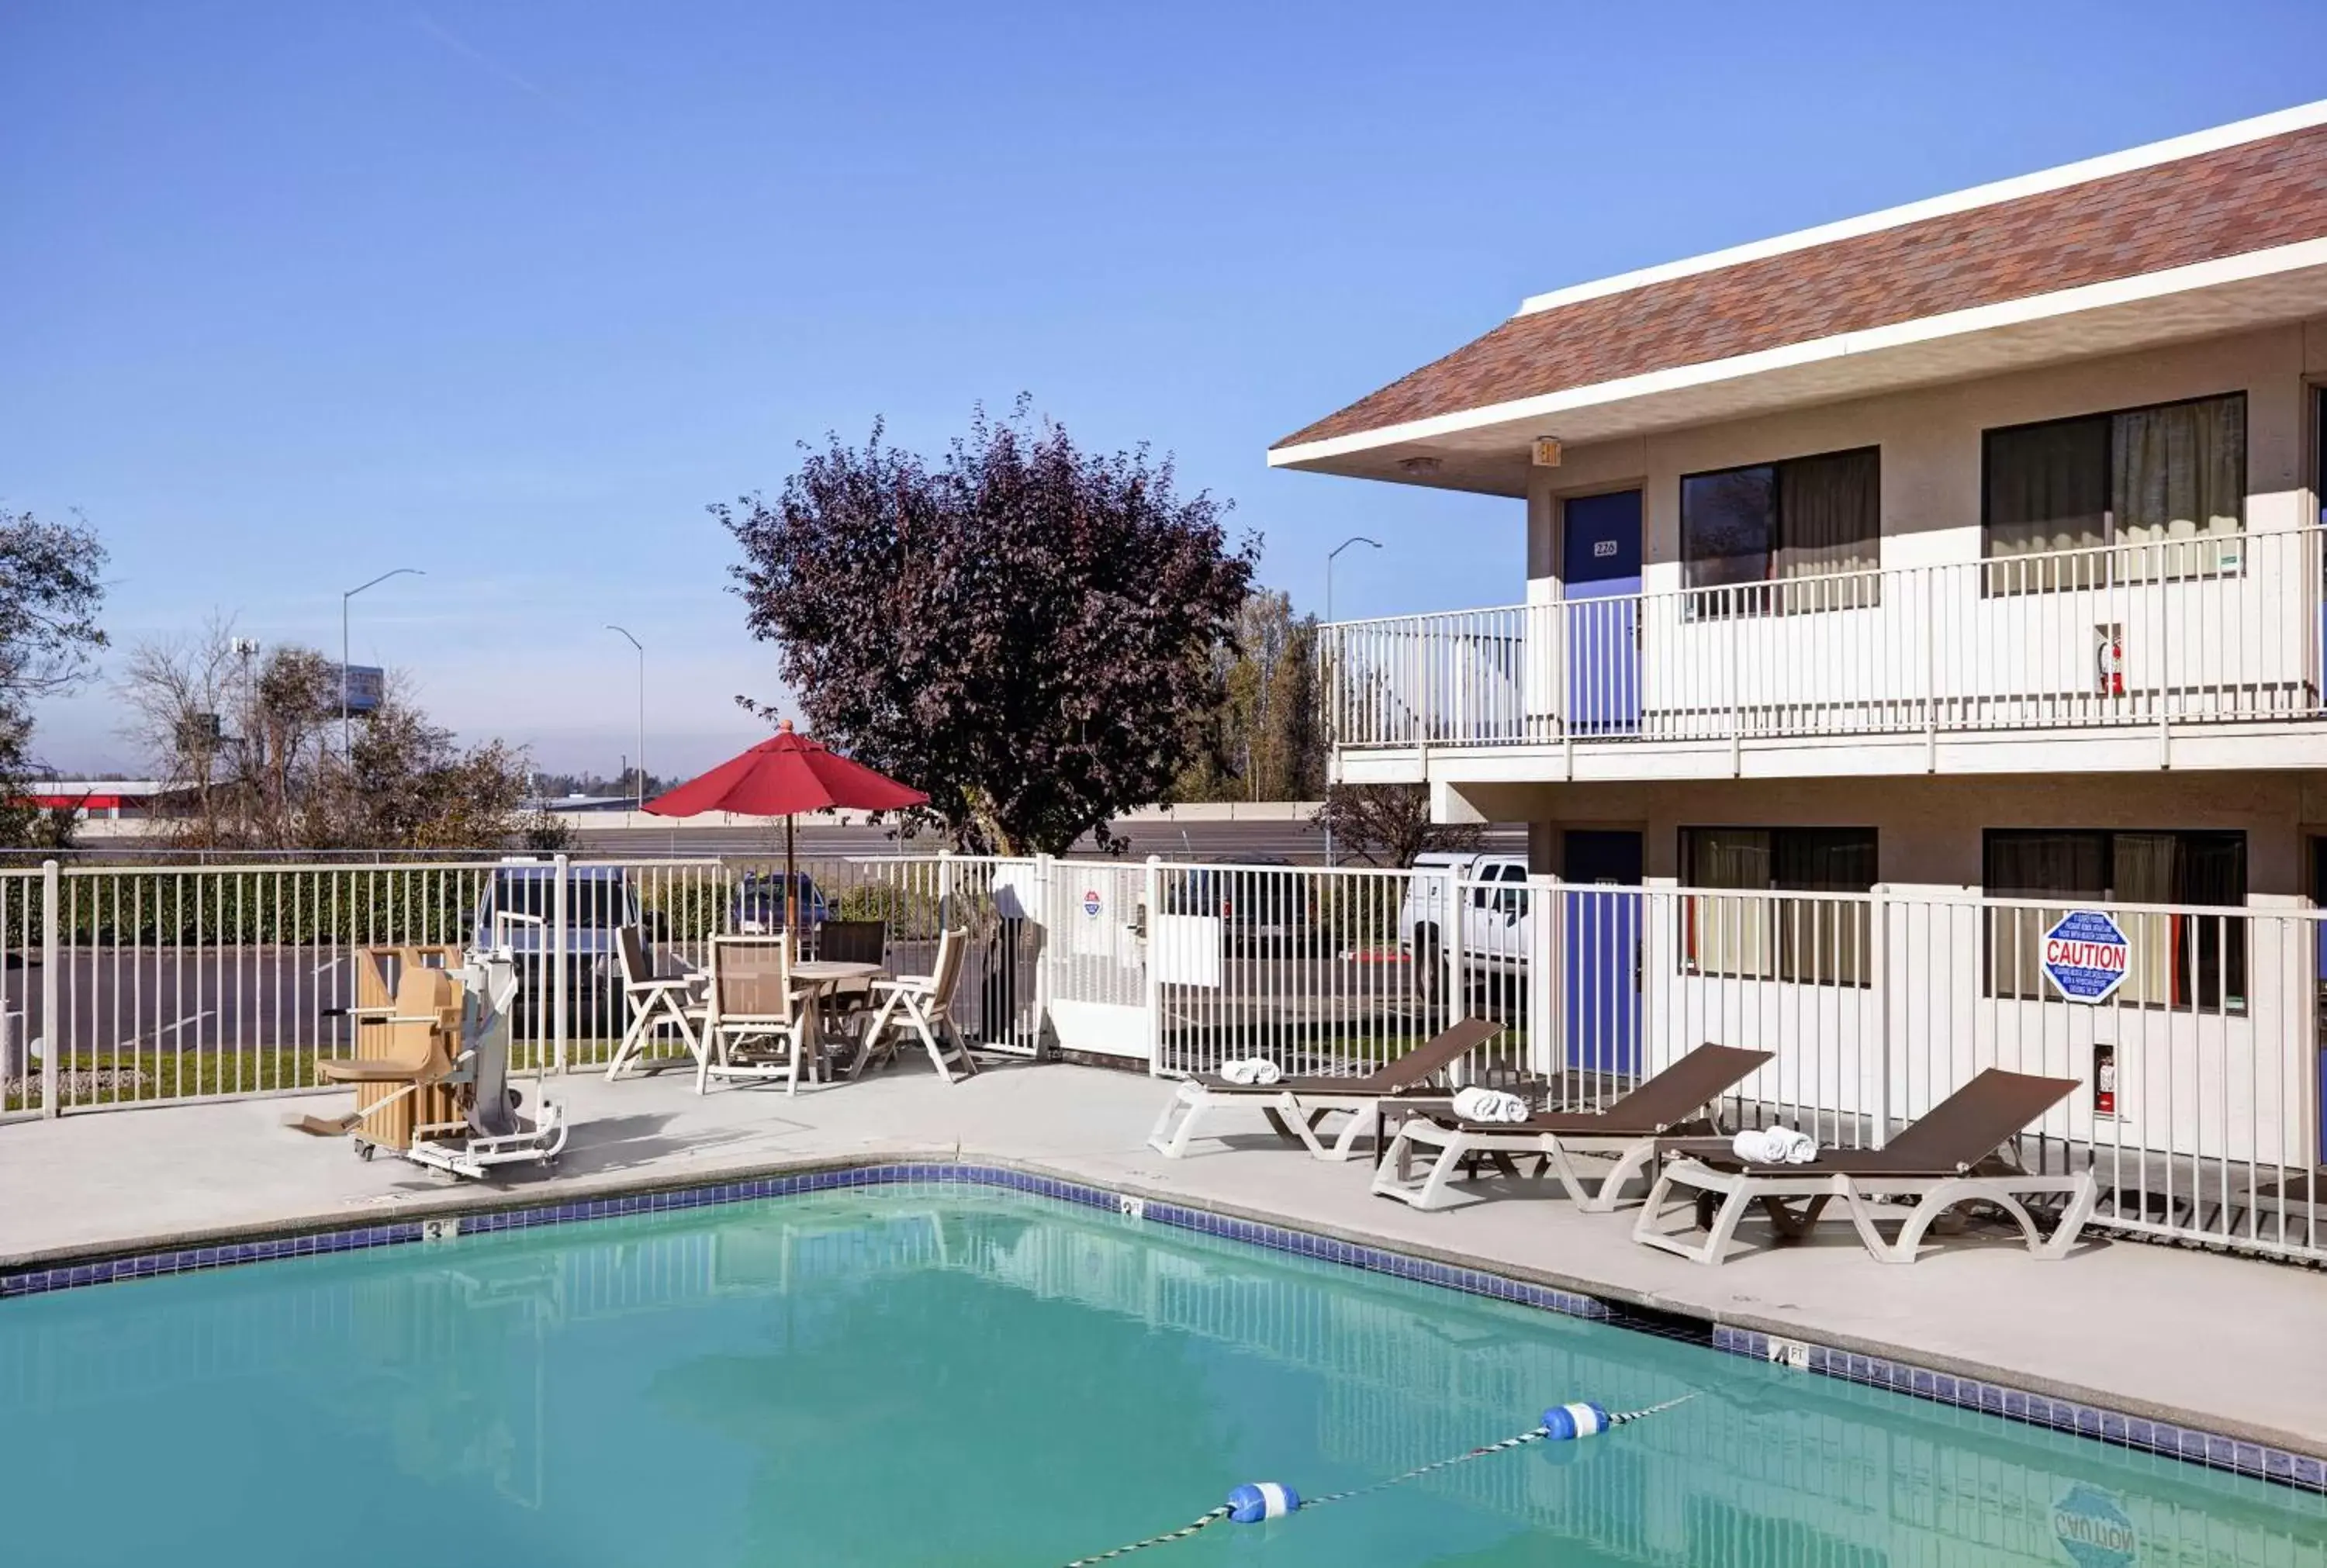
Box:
[401,940,567,1179]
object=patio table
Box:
[789,959,888,1084]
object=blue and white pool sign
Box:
[2042,910,2131,1003]
[1082,888,1104,919]
[2052,1482,2139,1568]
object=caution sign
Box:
[2041,910,2130,1003]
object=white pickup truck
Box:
[1398,851,1533,991]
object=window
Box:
[1682,447,1880,613]
[1983,392,2245,590]
[1470,862,1530,913]
[1680,827,1876,985]
[1983,830,2246,1010]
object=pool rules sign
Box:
[2041,910,2132,1003]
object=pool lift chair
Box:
[402,939,569,1179]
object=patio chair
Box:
[605,924,705,1082]
[1370,1043,1774,1210]
[1631,1068,2097,1266]
[697,935,813,1096]
[811,918,887,1049]
[292,964,465,1145]
[1147,1017,1506,1162]
[858,925,977,1082]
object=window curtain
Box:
[1776,448,1880,610]
[1772,828,1876,983]
[2112,395,2244,581]
[2114,832,2177,1007]
[1984,417,2110,590]
[1684,829,1774,979]
[1984,831,2107,999]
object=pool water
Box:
[2,1189,2318,1567]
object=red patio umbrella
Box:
[645,720,927,938]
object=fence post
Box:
[1143,855,1164,1076]
[1869,882,1891,1149]
[40,858,58,1118]
[1921,572,1938,772]
[936,848,955,930]
[1033,853,1056,1052]
[1444,872,1467,1062]
[551,851,569,1075]
[1528,872,1557,1083]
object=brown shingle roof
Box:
[1274,123,2327,451]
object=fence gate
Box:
[1044,861,1147,1059]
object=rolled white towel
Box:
[1453,1086,1531,1124]
[1731,1126,1818,1165]
[1218,1057,1281,1086]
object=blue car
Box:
[730,870,832,934]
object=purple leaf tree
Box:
[720,400,1257,854]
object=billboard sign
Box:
[341,665,385,714]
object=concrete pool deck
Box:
[2,1059,2321,1463]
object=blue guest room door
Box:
[1563,829,1643,1079]
[1562,491,1643,734]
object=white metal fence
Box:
[1,852,2317,1263]
[1319,526,2325,751]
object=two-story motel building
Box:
[1273,105,2327,1180]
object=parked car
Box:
[1168,856,1316,952]
[730,870,832,935]
[472,860,641,1031]
[1399,851,1532,992]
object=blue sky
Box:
[6,1,2325,777]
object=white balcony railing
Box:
[1319,527,2325,752]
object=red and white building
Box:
[1274,102,2327,1215]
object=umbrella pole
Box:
[785,814,797,957]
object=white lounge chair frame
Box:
[1152,1086,1391,1162]
[1632,1159,2098,1266]
[1365,1042,1773,1205]
[1371,1120,1679,1212]
[1146,1019,1508,1162]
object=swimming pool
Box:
[2,1182,2318,1566]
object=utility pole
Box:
[606,626,645,810]
[1323,539,1380,868]
[341,568,424,763]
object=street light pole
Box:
[606,625,645,811]
[1323,537,1381,869]
[341,568,424,764]
[1325,534,1381,627]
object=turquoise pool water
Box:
[2,1189,2319,1566]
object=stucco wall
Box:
[1523,322,2318,596]
[1497,770,2311,896]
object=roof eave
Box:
[1267,238,2327,496]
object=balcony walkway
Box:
[2,1059,2321,1466]
[1323,527,2325,777]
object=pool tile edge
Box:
[3,1155,2319,1495]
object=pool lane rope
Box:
[1056,1394,1695,1566]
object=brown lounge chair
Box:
[290,966,463,1141]
[1146,1018,1505,1161]
[1632,1068,2098,1266]
[1369,1043,1774,1211]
